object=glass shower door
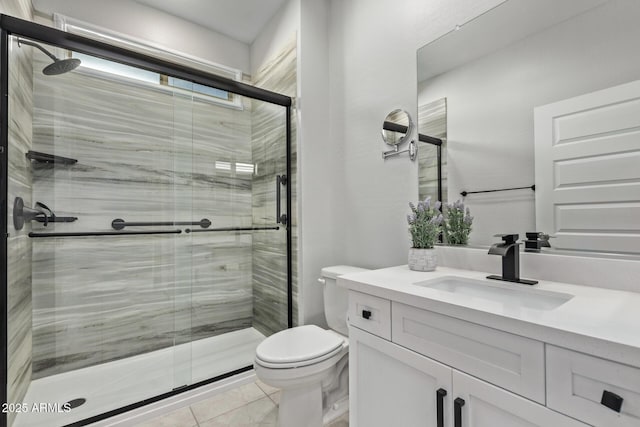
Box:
[181,86,291,385]
[5,37,196,426]
[170,87,194,392]
[248,98,290,339]
[3,22,292,426]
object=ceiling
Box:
[134,0,287,44]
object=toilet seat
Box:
[255,325,345,369]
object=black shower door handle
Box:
[276,174,288,225]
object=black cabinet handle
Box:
[601,390,623,413]
[454,397,465,427]
[362,309,372,319]
[436,388,447,427]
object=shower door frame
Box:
[0,14,293,427]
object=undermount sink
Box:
[414,276,573,311]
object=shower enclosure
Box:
[1,15,293,427]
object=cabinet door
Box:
[350,326,453,427]
[452,370,588,427]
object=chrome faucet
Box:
[487,234,538,285]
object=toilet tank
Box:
[320,265,370,336]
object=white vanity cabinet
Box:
[546,345,640,426]
[348,291,589,427]
[349,326,451,427]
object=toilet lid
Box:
[255,325,344,366]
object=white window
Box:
[55,14,242,109]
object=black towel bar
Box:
[112,218,211,230]
[460,185,535,197]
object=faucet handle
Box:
[525,231,554,240]
[493,233,519,244]
[539,233,555,242]
[525,232,555,247]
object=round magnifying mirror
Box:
[381,109,414,146]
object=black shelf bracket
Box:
[26,150,77,165]
[34,215,78,224]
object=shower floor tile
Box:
[13,328,265,427]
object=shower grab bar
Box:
[111,218,211,230]
[276,174,288,225]
[185,226,280,233]
[29,230,182,238]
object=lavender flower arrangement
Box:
[444,200,473,245]
[407,197,444,249]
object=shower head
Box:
[42,58,82,76]
[17,38,81,75]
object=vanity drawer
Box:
[392,302,545,403]
[348,291,391,340]
[547,345,640,427]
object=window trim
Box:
[53,13,244,109]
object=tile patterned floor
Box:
[133,380,349,427]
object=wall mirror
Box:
[417,0,640,258]
[382,109,413,146]
[382,109,418,161]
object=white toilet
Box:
[254,265,369,427]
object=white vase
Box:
[408,248,437,271]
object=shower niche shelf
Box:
[34,216,78,224]
[26,150,77,165]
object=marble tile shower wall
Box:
[418,98,447,203]
[251,37,298,336]
[6,32,34,427]
[30,56,256,377]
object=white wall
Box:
[327,0,505,269]
[298,0,333,327]
[418,0,640,246]
[31,0,251,74]
[249,0,300,77]
[324,0,640,297]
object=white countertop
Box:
[338,265,640,368]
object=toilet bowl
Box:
[254,265,369,427]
